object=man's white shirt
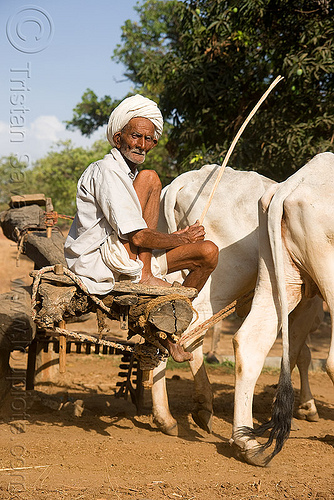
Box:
[64,148,148,294]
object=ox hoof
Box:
[154,419,178,436]
[192,409,213,433]
[162,422,178,436]
[296,399,319,422]
[205,352,220,364]
[229,438,267,468]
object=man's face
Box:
[113,117,158,168]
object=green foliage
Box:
[166,358,190,371]
[24,140,110,215]
[115,0,334,180]
[66,89,119,136]
[113,0,180,95]
[68,0,334,181]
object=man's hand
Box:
[173,221,205,243]
[129,221,205,250]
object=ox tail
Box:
[235,183,301,466]
[235,366,295,466]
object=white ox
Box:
[230,152,334,466]
[152,162,323,439]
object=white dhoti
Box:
[100,232,168,288]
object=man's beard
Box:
[123,148,146,165]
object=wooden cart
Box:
[0,195,197,412]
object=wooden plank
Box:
[58,320,66,374]
[113,282,198,299]
[113,294,138,306]
[29,272,74,285]
[26,338,38,390]
[34,344,59,384]
[30,271,198,299]
[10,193,46,208]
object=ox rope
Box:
[178,290,254,347]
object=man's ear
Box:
[113,131,121,148]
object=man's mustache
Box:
[131,148,146,156]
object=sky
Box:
[0,0,140,165]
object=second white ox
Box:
[151,162,323,440]
[230,152,334,466]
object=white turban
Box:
[106,94,163,146]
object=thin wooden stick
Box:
[198,75,284,225]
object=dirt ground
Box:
[0,228,333,500]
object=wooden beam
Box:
[58,320,67,374]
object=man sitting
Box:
[65,95,218,361]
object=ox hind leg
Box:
[295,344,319,422]
[231,276,304,466]
[231,294,282,465]
[288,296,324,422]
[296,255,334,385]
[320,281,334,386]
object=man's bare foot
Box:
[160,337,193,363]
[140,275,172,287]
